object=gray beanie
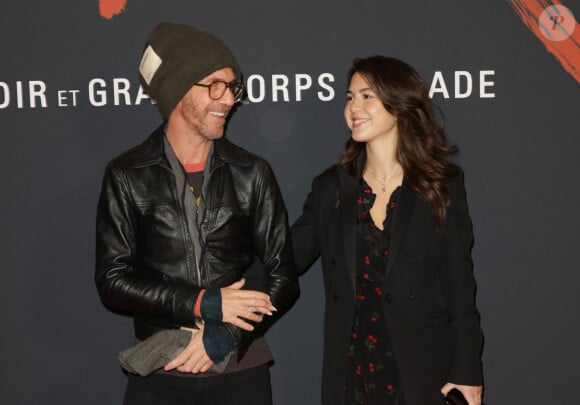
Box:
[138,22,241,119]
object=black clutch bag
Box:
[443,388,468,405]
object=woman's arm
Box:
[291,174,324,274]
[439,173,484,386]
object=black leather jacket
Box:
[95,125,299,357]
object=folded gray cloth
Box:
[118,329,232,376]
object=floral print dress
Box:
[344,181,404,405]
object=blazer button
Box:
[408,291,416,300]
[386,293,392,303]
[332,294,339,301]
[331,258,336,266]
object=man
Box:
[95,22,299,405]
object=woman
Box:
[291,56,484,405]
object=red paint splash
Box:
[507,0,579,82]
[99,0,127,19]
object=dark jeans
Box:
[123,364,273,405]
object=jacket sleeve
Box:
[94,163,201,327]
[439,173,484,385]
[226,161,300,358]
[290,174,323,275]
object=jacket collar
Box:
[129,124,169,169]
[129,123,254,170]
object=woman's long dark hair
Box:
[339,56,460,226]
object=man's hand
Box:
[164,325,213,374]
[220,278,276,331]
[441,382,483,405]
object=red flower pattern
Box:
[346,181,401,404]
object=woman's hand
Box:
[441,382,483,405]
[220,278,277,331]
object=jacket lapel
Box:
[337,167,358,292]
[386,180,416,278]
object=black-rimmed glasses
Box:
[193,80,245,102]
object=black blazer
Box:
[291,164,483,405]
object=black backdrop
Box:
[1,1,579,404]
